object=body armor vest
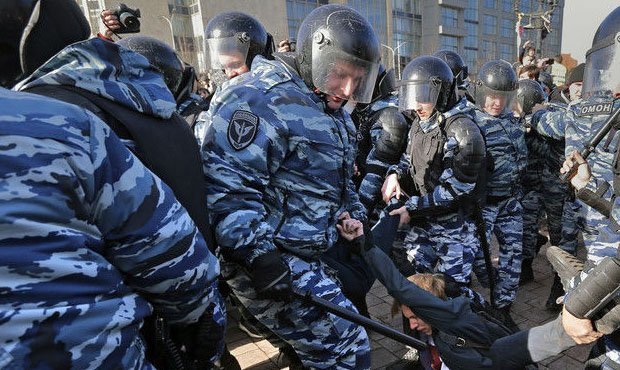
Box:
[408,117,445,196]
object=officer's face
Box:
[324,60,366,109]
[568,82,582,101]
[483,94,507,117]
[402,305,432,336]
[411,102,435,120]
[218,52,249,79]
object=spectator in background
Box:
[519,65,540,80]
[550,54,567,86]
[522,46,537,66]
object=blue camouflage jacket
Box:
[532,96,620,248]
[202,56,365,265]
[473,107,528,198]
[0,88,219,369]
[357,94,403,211]
[15,37,177,152]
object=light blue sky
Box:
[561,0,619,62]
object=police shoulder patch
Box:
[578,101,613,116]
[228,110,259,150]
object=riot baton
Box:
[293,289,427,350]
[560,105,620,182]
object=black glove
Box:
[348,226,374,255]
[251,251,292,301]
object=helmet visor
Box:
[311,41,379,104]
[583,35,620,98]
[398,80,442,113]
[475,84,517,116]
[206,34,250,70]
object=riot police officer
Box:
[515,79,549,283]
[194,11,274,142]
[351,65,409,214]
[202,4,380,368]
[433,49,474,103]
[471,60,528,316]
[534,6,620,367]
[383,55,486,300]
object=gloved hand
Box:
[251,251,292,301]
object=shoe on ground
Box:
[545,274,564,312]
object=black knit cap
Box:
[566,63,585,86]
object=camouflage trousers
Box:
[473,196,523,308]
[223,253,370,369]
[398,213,480,285]
[358,172,384,215]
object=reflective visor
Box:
[476,85,517,117]
[206,34,250,70]
[583,36,620,98]
[398,80,441,112]
[311,42,379,104]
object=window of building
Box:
[464,20,478,48]
[464,0,478,22]
[286,0,326,39]
[483,14,497,35]
[501,18,513,38]
[440,35,459,52]
[441,7,458,28]
[482,39,497,57]
[502,0,513,12]
[484,0,496,9]
[500,43,513,61]
[463,47,478,75]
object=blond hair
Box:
[391,273,447,317]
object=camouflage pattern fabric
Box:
[389,99,482,288]
[202,56,370,368]
[532,96,620,262]
[355,94,400,212]
[14,37,177,119]
[532,95,620,366]
[0,88,220,369]
[472,108,527,308]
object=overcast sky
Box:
[561,0,619,62]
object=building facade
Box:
[76,0,563,76]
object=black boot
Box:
[215,345,241,370]
[495,305,520,332]
[276,345,305,370]
[536,233,549,254]
[519,258,534,285]
[545,274,564,311]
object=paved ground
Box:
[223,234,592,369]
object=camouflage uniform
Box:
[353,94,401,212]
[472,108,528,308]
[14,38,226,364]
[389,99,482,289]
[520,117,546,262]
[0,88,222,369]
[202,56,370,369]
[532,96,620,366]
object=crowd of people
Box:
[1,1,619,369]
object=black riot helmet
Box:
[296,4,381,104]
[0,0,90,88]
[117,36,186,102]
[204,12,273,73]
[516,79,546,116]
[398,55,457,114]
[474,59,518,116]
[372,64,397,102]
[583,6,620,98]
[433,49,468,87]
